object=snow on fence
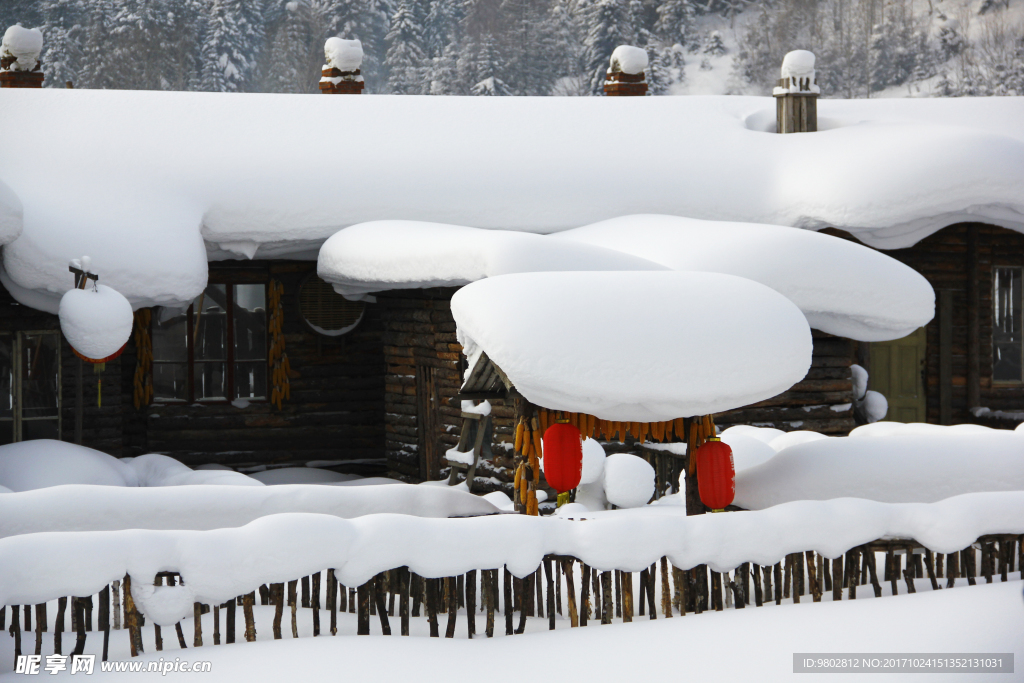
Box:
[1,493,1022,663]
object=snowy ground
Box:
[1,577,1019,681]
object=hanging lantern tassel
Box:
[542,420,583,506]
[694,436,735,512]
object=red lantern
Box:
[695,436,735,511]
[542,421,583,494]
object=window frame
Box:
[0,330,62,443]
[992,265,1024,386]
[151,280,269,404]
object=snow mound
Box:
[324,37,362,71]
[862,390,888,422]
[248,468,360,486]
[849,421,995,438]
[780,49,815,78]
[850,363,868,399]
[58,282,134,360]
[720,425,786,446]
[131,582,196,627]
[0,179,22,247]
[609,45,648,74]
[580,438,606,485]
[317,220,666,299]
[603,453,655,508]
[0,441,134,491]
[123,454,262,487]
[720,432,777,472]
[735,430,1024,509]
[1,25,42,70]
[768,430,828,451]
[553,215,935,341]
[453,272,812,421]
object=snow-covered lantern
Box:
[604,45,648,96]
[773,50,819,133]
[59,257,134,364]
[694,435,735,512]
[320,37,364,94]
[542,419,583,506]
[0,25,44,88]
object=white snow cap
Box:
[862,390,888,423]
[324,37,362,71]
[850,363,868,400]
[318,220,666,299]
[452,271,812,421]
[720,432,776,472]
[1,25,42,71]
[580,438,606,485]
[58,280,134,360]
[603,453,655,508]
[553,215,935,342]
[609,45,648,74]
[780,50,815,78]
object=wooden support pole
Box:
[72,598,86,656]
[301,575,310,609]
[375,574,392,636]
[287,580,297,639]
[903,568,916,593]
[847,550,858,600]
[34,604,43,656]
[466,569,477,638]
[326,572,337,636]
[213,606,220,645]
[946,549,959,589]
[271,583,284,640]
[11,604,21,663]
[563,560,579,627]
[924,551,941,591]
[804,552,820,602]
[358,582,371,636]
[752,564,763,607]
[601,571,613,624]
[660,557,672,617]
[503,568,513,636]
[484,570,495,638]
[124,576,143,656]
[311,572,320,636]
[515,573,530,634]
[580,563,591,626]
[544,560,555,631]
[638,568,647,616]
[399,568,411,637]
[865,549,882,598]
[444,577,457,638]
[964,547,977,586]
[55,597,66,654]
[242,592,256,643]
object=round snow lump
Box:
[324,37,363,71]
[610,45,648,74]
[580,438,606,485]
[781,50,815,78]
[603,453,655,508]
[59,284,134,360]
[452,271,812,421]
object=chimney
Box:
[0,25,44,88]
[604,45,648,96]
[774,50,819,133]
[320,37,364,94]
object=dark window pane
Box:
[0,336,12,419]
[152,307,189,363]
[0,420,12,445]
[234,361,267,400]
[195,285,227,363]
[993,267,1023,382]
[194,362,226,401]
[21,333,59,419]
[153,363,189,401]
[233,284,267,362]
[22,419,58,441]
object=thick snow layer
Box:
[579,438,606,485]
[247,468,361,486]
[1,91,1023,310]
[720,432,776,472]
[0,25,42,70]
[768,430,828,451]
[317,220,665,298]
[609,45,648,74]
[122,454,261,488]
[553,215,935,341]
[0,179,21,247]
[58,283,134,359]
[603,453,655,508]
[6,581,1015,683]
[735,429,1024,509]
[720,425,785,445]
[323,37,362,71]
[0,492,1021,607]
[452,272,812,420]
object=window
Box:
[0,331,61,444]
[152,284,268,402]
[993,266,1022,383]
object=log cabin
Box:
[0,42,1021,489]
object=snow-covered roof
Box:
[0,89,1021,311]
[452,271,812,420]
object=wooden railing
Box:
[4,533,1021,665]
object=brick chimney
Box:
[604,45,648,96]
[0,25,44,88]
[774,50,819,133]
[319,37,364,94]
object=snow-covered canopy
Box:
[452,271,812,420]
[553,214,935,341]
[1,25,42,71]
[1,90,1022,312]
[317,220,666,299]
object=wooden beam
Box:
[940,289,953,425]
[966,226,981,410]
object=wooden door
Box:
[415,363,442,481]
[869,327,927,422]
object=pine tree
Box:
[583,0,637,94]
[385,0,427,93]
[200,0,266,92]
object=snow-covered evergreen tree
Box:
[583,0,637,94]
[200,0,265,92]
[385,0,427,93]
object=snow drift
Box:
[553,214,935,341]
[452,271,812,420]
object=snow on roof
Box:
[553,214,935,341]
[317,220,667,299]
[0,90,1022,311]
[0,25,42,71]
[452,271,812,420]
[0,177,21,246]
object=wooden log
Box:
[326,572,337,636]
[865,549,882,598]
[638,568,647,616]
[259,584,270,606]
[983,541,994,584]
[614,570,622,618]
[544,560,555,630]
[710,570,723,611]
[936,552,945,579]
[580,563,591,626]
[465,570,477,638]
[409,574,420,618]
[242,592,256,643]
[72,598,86,656]
[399,568,411,637]
[272,583,284,640]
[946,549,959,589]
[374,574,392,636]
[783,555,792,600]
[485,570,496,638]
[11,604,21,662]
[357,582,371,636]
[773,563,782,605]
[213,606,220,646]
[55,597,66,654]
[563,560,579,627]
[301,575,310,609]
[535,568,544,619]
[740,561,751,608]
[339,581,347,613]
[311,572,320,637]
[964,547,977,586]
[287,580,297,638]
[752,564,763,607]
[674,565,686,616]
[660,557,672,617]
[503,568,513,636]
[924,551,941,591]
[822,556,832,593]
[515,573,530,634]
[802,552,819,602]
[592,566,603,621]
[193,602,202,647]
[601,571,613,624]
[34,604,43,657]
[225,597,237,644]
[427,578,440,638]
[622,571,634,621]
[847,550,858,600]
[903,568,916,594]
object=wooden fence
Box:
[4,534,1021,665]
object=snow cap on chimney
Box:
[608,45,648,75]
[324,38,363,72]
[1,25,43,71]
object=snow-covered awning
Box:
[0,89,1021,312]
[451,271,813,421]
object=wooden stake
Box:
[544,560,555,630]
[287,580,297,638]
[272,583,284,640]
[563,560,579,627]
[903,568,916,593]
[515,573,530,634]
[34,604,43,657]
[301,575,310,609]
[72,598,86,656]
[660,557,672,617]
[399,568,411,637]
[242,592,256,643]
[466,569,477,638]
[375,574,392,636]
[484,570,495,638]
[213,606,220,645]
[193,602,202,647]
[358,582,371,636]
[924,550,941,590]
[11,604,21,663]
[55,597,66,654]
[426,578,440,638]
[805,552,820,602]
[601,571,613,624]
[326,572,337,636]
[580,562,591,626]
[503,568,513,636]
